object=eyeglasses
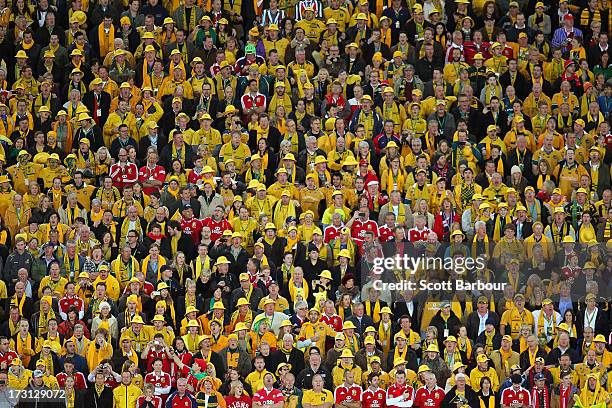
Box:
[128,235,137,238]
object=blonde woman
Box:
[415,199,435,229]
[94,146,111,182]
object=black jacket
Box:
[465,310,500,340]
[82,384,114,407]
[82,91,112,129]
[159,142,195,172]
[430,310,462,348]
[270,347,306,376]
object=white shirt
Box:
[478,312,489,336]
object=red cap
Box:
[360,159,368,166]
[563,14,574,21]
[194,358,208,370]
[564,60,575,69]
[583,82,592,90]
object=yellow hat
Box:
[186,319,200,328]
[342,156,359,167]
[356,12,367,20]
[444,335,458,343]
[239,273,250,281]
[142,32,156,40]
[476,354,489,363]
[70,10,87,25]
[120,16,131,25]
[152,314,165,322]
[393,357,406,366]
[263,298,276,306]
[15,50,28,59]
[338,249,351,259]
[264,222,277,230]
[557,323,570,332]
[33,152,49,164]
[340,349,355,359]
[319,270,333,280]
[594,334,606,343]
[326,18,337,25]
[70,48,83,57]
[562,236,575,243]
[314,155,327,165]
[418,365,431,374]
[342,321,356,330]
[163,17,174,25]
[426,344,439,353]
[212,301,225,310]
[185,306,199,315]
[452,361,466,372]
[131,315,144,324]
[215,256,231,265]
[233,322,248,332]
[268,23,279,30]
[364,336,376,345]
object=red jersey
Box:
[139,164,166,195]
[170,351,193,386]
[187,169,206,186]
[241,93,266,112]
[56,372,87,390]
[144,371,172,397]
[58,295,84,317]
[166,391,196,407]
[501,386,531,407]
[180,216,204,244]
[136,395,163,408]
[463,41,491,64]
[351,219,379,246]
[407,227,432,242]
[226,394,252,408]
[146,349,172,373]
[386,383,414,408]
[109,162,139,188]
[363,387,387,408]
[324,225,341,243]
[378,225,395,243]
[335,384,363,405]
[320,313,343,332]
[253,387,285,405]
[413,386,444,408]
[0,350,18,368]
[202,217,232,241]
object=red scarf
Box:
[559,385,571,408]
[147,232,166,240]
[532,387,549,408]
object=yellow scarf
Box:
[386,169,406,194]
[11,294,26,315]
[120,217,142,244]
[141,255,168,280]
[537,310,556,341]
[182,6,197,31]
[364,301,381,324]
[112,255,137,284]
[98,23,115,58]
[193,255,211,280]
[63,253,81,281]
[377,320,392,353]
